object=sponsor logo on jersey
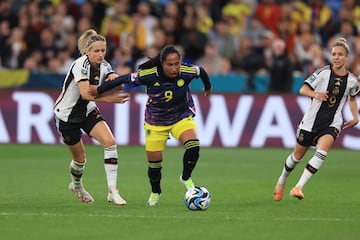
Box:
[334,78,342,86]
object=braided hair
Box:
[138,45,181,70]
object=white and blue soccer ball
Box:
[184,186,211,210]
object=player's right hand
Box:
[109,91,129,104]
[88,85,99,96]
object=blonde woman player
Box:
[273,38,359,201]
[54,29,129,205]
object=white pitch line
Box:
[0,212,355,222]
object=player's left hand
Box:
[108,91,129,104]
[203,88,212,96]
[106,73,119,81]
[343,118,359,129]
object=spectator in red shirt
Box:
[255,0,282,33]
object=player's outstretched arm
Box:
[79,81,129,103]
[97,74,132,94]
[199,66,212,96]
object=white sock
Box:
[278,153,300,186]
[70,159,86,188]
[104,145,118,191]
[296,149,327,189]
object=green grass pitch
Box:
[0,144,359,240]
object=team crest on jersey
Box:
[177,79,185,87]
[332,78,342,95]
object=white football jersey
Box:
[54,55,114,123]
[299,65,359,133]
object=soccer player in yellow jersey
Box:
[91,45,212,206]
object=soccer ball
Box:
[184,186,211,210]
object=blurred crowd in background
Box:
[1,0,360,92]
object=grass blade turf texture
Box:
[0,144,359,240]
